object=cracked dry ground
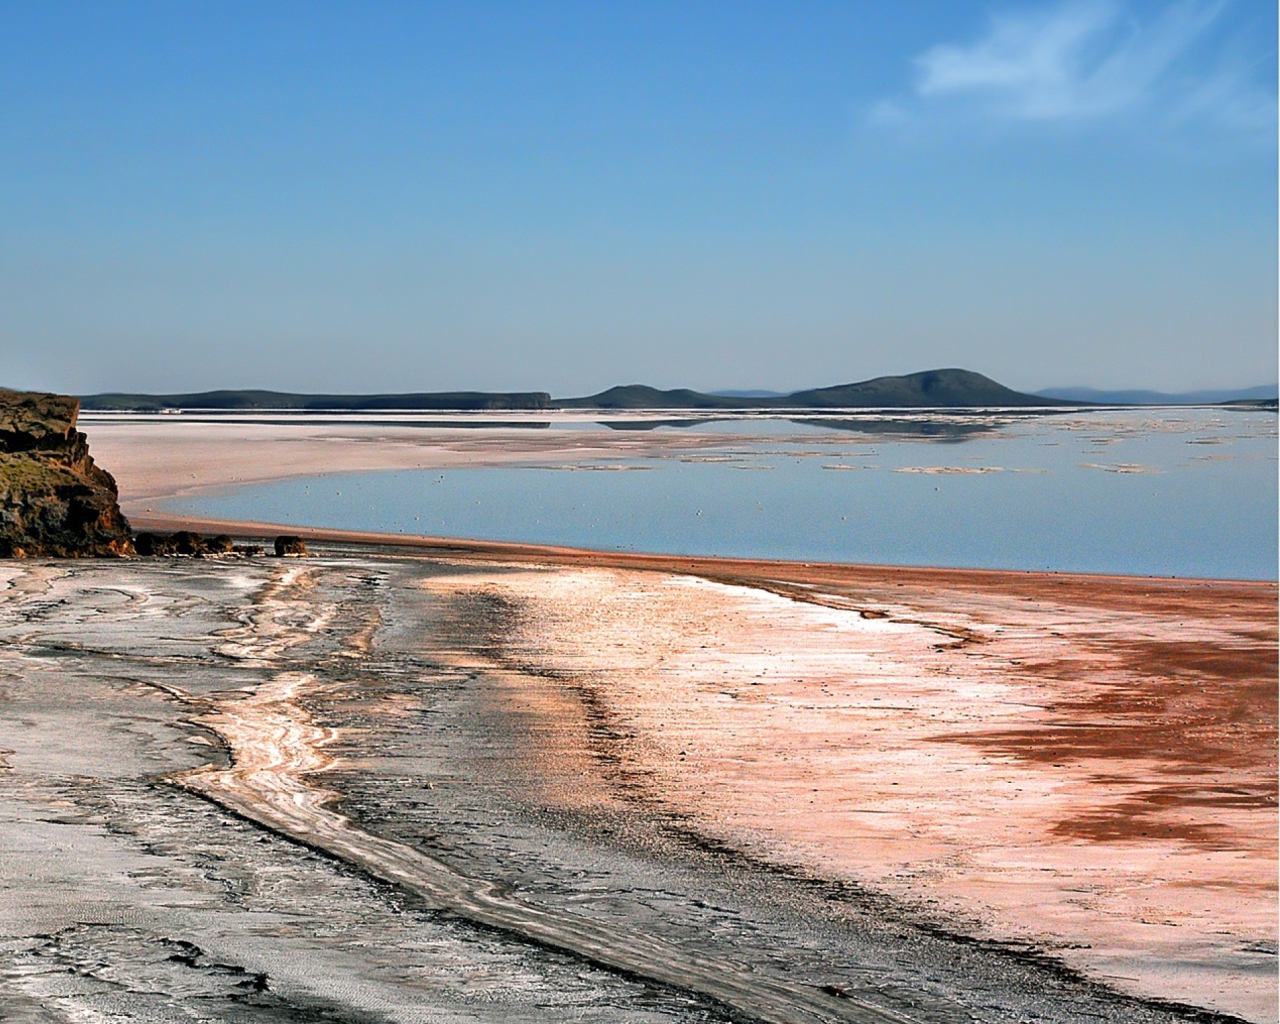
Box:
[0,552,1272,1024]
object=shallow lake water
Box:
[170,408,1278,580]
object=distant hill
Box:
[785,369,1066,408]
[80,370,1073,413]
[552,385,750,410]
[81,389,552,412]
[555,370,1071,409]
[1223,397,1279,409]
[1035,385,1278,405]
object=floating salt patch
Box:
[1079,462,1159,474]
[894,466,1005,475]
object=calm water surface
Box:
[171,409,1278,579]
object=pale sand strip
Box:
[83,415,740,510]
[170,565,911,1024]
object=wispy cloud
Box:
[872,0,1275,134]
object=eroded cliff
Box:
[0,388,133,556]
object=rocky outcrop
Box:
[134,532,177,556]
[172,530,204,556]
[0,389,134,557]
[135,532,256,557]
[274,535,307,557]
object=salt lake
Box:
[165,407,1278,580]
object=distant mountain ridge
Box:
[82,389,553,412]
[553,370,1071,409]
[82,370,1072,412]
[552,385,751,409]
[1036,385,1278,405]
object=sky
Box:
[0,0,1274,397]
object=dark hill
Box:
[786,369,1068,408]
[80,370,1069,412]
[555,370,1069,409]
[82,390,552,412]
[551,385,748,410]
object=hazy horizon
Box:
[1,2,1275,397]
[70,370,1280,401]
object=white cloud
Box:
[877,0,1274,132]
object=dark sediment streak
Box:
[170,574,908,1024]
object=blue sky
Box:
[0,1,1274,395]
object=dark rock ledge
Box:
[0,388,134,557]
[134,531,273,558]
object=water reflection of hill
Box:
[600,418,716,431]
[797,417,1000,440]
[599,414,1032,440]
[600,411,1063,439]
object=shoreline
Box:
[129,512,1277,592]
